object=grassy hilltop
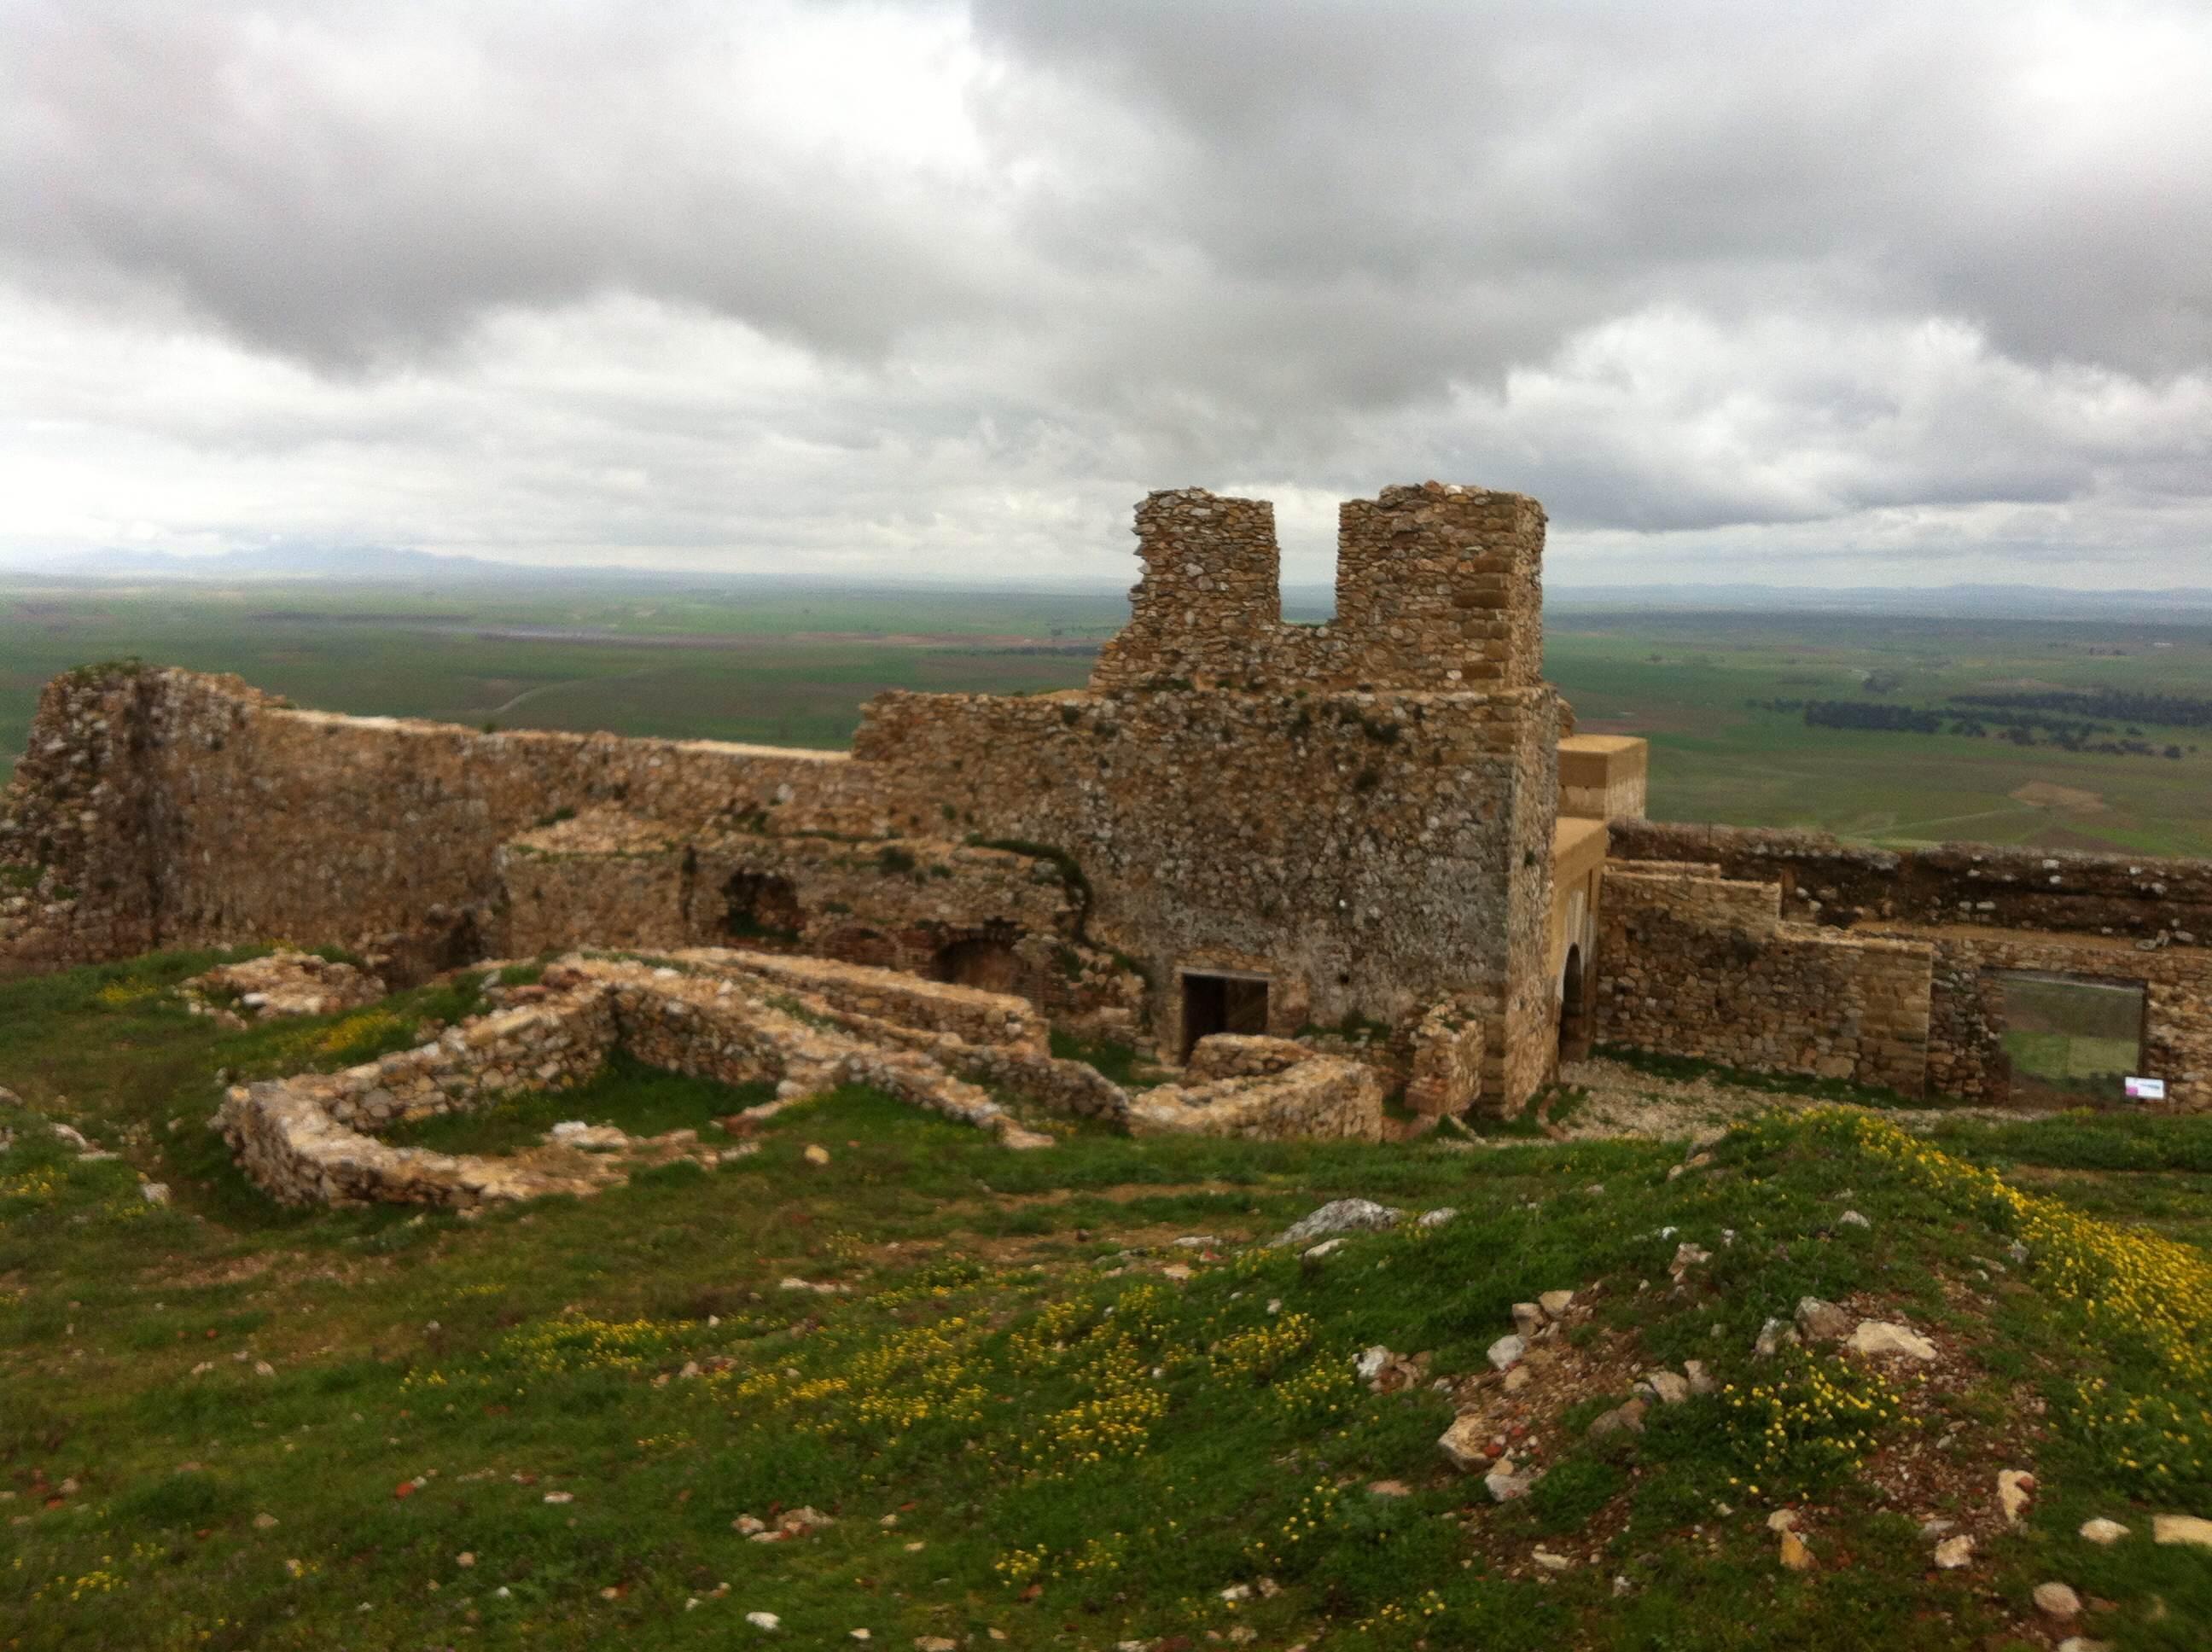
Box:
[7,950,2212,1648]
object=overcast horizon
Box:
[4,2,2210,591]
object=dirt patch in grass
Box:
[2010,780,2108,811]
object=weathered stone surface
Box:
[1588,1399,1646,1439]
[1795,1298,1854,1342]
[2032,1581,2081,1619]
[1436,1413,1494,1473]
[183,950,387,1022]
[1848,1321,1938,1362]
[1933,1535,1975,1569]
[1273,1199,1404,1248]
[1130,1055,1386,1143]
[1487,1334,1527,1371]
[2153,1513,2212,1549]
[2077,1517,2129,1545]
[215,951,1143,1208]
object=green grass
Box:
[381,1051,777,1156]
[6,950,2212,1647]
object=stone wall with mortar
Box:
[0,484,1570,1114]
[1595,867,1936,1094]
[856,682,1563,1106]
[0,666,894,980]
[1091,484,1545,693]
[1610,819,2212,942]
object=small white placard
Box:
[2125,1076,2167,1102]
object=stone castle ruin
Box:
[3,481,2208,1203]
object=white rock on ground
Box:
[1998,1469,2037,1525]
[1511,1302,1546,1338]
[1274,1198,1403,1248]
[1847,1320,1938,1361]
[1487,1334,1527,1370]
[1933,1536,1975,1569]
[1538,1289,1575,1317]
[1436,1414,1492,1473]
[2153,1513,2212,1548]
[2032,1582,2081,1619]
[2078,1516,2130,1544]
[1417,1207,1457,1228]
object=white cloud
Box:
[1,0,2208,588]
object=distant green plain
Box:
[4,582,2209,857]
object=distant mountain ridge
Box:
[2,544,2208,620]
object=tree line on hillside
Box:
[1745,698,2195,759]
[1948,688,2212,731]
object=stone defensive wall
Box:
[0,483,1569,1114]
[1091,483,1545,693]
[1605,821,2210,1108]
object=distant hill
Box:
[3,544,2208,620]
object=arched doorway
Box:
[1558,944,1592,1062]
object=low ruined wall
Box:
[1186,1033,1313,1081]
[1596,867,1935,1093]
[1404,1001,1486,1116]
[323,996,620,1131]
[1610,819,2212,941]
[1128,1056,1386,1141]
[672,948,1049,1055]
[218,951,1105,1207]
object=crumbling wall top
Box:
[1088,482,1545,693]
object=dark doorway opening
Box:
[1181,971,1269,1060]
[1559,944,1591,1062]
[721,871,802,943]
[934,937,1022,995]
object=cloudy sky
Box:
[3,0,2209,589]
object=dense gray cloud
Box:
[1,0,2207,586]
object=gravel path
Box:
[1543,1056,2052,1141]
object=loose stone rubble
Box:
[183,950,387,1023]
